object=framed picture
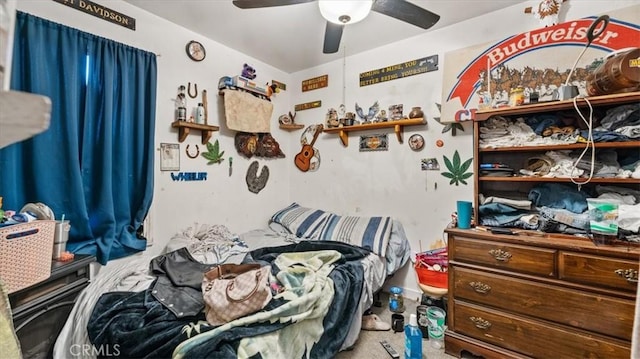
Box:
[160,143,180,171]
[421,158,440,170]
[388,104,403,120]
[359,134,388,152]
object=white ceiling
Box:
[124,0,528,73]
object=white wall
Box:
[288,0,639,299]
[16,0,638,300]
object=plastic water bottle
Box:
[389,286,405,313]
[196,103,205,124]
[404,313,422,359]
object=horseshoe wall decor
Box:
[187,82,198,98]
[246,161,269,194]
[185,144,200,159]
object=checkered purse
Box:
[202,263,272,326]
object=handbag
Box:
[202,263,272,326]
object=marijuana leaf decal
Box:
[441,150,473,186]
[202,139,225,165]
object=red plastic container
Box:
[415,265,448,289]
[415,247,448,289]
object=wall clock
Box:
[186,40,205,62]
[408,134,425,151]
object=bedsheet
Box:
[53,223,407,358]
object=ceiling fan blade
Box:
[323,21,343,54]
[372,0,440,29]
[232,0,314,9]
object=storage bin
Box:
[0,220,55,293]
[415,247,448,289]
[415,266,448,289]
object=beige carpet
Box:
[336,292,457,359]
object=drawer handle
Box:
[470,316,492,330]
[615,269,638,283]
[488,249,512,262]
[469,281,492,294]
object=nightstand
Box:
[9,255,95,359]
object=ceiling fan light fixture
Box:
[318,0,373,25]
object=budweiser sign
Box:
[441,10,640,123]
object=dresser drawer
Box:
[452,266,635,341]
[451,236,556,277]
[559,252,639,293]
[453,301,630,359]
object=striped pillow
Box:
[317,214,392,257]
[269,203,330,239]
[270,203,393,257]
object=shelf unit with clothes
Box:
[444,91,640,359]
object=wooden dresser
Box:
[445,228,639,359]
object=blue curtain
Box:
[0,12,157,264]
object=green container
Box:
[587,198,618,236]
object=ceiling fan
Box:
[232,0,440,54]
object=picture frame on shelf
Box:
[388,104,404,120]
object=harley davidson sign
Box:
[53,0,136,30]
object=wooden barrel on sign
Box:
[586,48,640,96]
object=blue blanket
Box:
[270,203,393,257]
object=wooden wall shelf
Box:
[323,118,426,146]
[279,123,305,131]
[171,121,219,144]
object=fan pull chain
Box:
[342,44,346,107]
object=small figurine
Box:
[355,103,366,122]
[524,0,566,27]
[338,104,346,118]
[266,82,278,98]
[356,101,380,124]
[242,63,257,79]
[375,109,388,122]
[343,112,356,126]
[278,111,296,125]
[366,101,380,122]
[326,108,339,128]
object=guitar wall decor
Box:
[294,124,323,172]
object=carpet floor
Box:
[335,292,457,359]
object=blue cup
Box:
[457,201,473,229]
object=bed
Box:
[53,203,411,358]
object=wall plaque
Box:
[359,134,389,152]
[53,0,136,30]
[359,55,438,87]
[294,100,322,112]
[302,75,328,92]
